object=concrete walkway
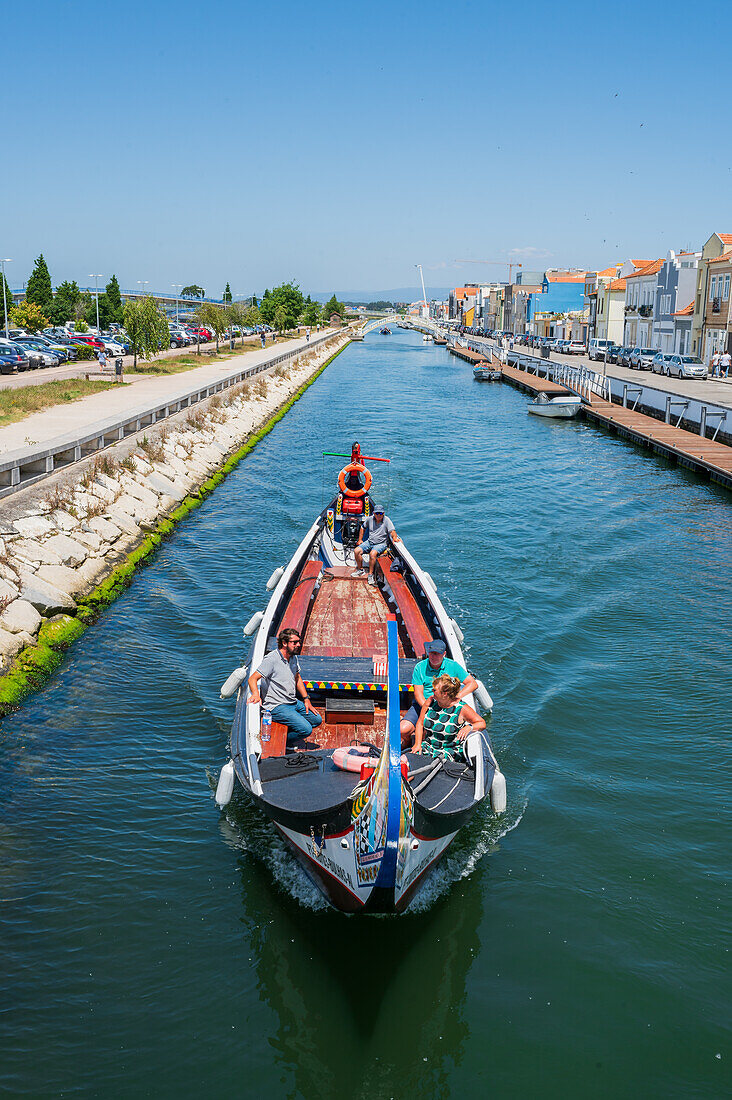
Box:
[0,330,331,456]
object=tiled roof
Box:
[707,249,732,265]
[452,286,477,299]
[631,259,651,269]
[609,278,626,291]
[672,302,694,317]
[717,234,732,245]
[625,258,663,279]
[597,265,620,277]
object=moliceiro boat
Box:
[216,444,506,913]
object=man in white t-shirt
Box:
[352,507,400,586]
[720,350,731,378]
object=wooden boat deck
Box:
[294,705,388,753]
[301,566,405,659]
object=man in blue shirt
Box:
[400,638,478,748]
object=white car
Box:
[668,354,708,380]
[588,338,614,361]
[101,339,126,355]
[566,341,587,355]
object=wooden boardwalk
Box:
[499,363,570,397]
[495,361,732,490]
[583,398,732,489]
[449,345,488,365]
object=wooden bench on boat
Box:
[279,560,323,635]
[376,554,433,658]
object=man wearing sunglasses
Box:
[248,628,322,741]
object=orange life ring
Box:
[338,462,372,498]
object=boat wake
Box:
[214,774,526,915]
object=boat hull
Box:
[527,398,581,418]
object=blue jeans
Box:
[271,699,323,740]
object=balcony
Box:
[638,304,653,318]
[711,297,722,314]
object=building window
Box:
[724,274,730,300]
[710,276,718,299]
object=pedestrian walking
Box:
[260,332,266,349]
[720,350,731,378]
[711,351,721,377]
[97,348,107,371]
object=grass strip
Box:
[0,342,347,718]
[0,378,118,427]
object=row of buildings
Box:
[438,231,732,363]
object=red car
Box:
[73,335,105,351]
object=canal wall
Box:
[0,330,351,714]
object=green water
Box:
[1,330,730,1098]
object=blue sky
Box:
[5,0,729,298]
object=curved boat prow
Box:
[365,616,406,911]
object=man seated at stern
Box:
[400,638,478,750]
[351,506,400,586]
[247,628,323,742]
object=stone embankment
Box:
[0,330,350,711]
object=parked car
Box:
[651,353,675,375]
[99,336,126,355]
[30,334,71,361]
[554,339,570,354]
[0,341,31,373]
[13,338,60,367]
[667,354,708,380]
[588,338,615,361]
[616,346,633,367]
[629,347,658,370]
[606,344,623,364]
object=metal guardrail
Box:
[0,330,341,498]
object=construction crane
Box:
[454,259,523,283]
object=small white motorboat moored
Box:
[527,393,582,419]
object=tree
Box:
[49,280,81,325]
[304,301,320,327]
[26,254,53,314]
[0,270,14,330]
[181,284,205,299]
[239,305,260,335]
[321,294,345,323]
[259,282,304,332]
[105,275,123,324]
[10,300,48,333]
[197,303,227,351]
[123,295,170,369]
[223,282,232,304]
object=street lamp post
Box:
[89,274,102,333]
[137,280,149,299]
[1,259,11,339]
[172,284,182,324]
[197,289,204,355]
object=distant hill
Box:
[311,286,452,306]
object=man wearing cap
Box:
[352,507,400,586]
[400,639,478,748]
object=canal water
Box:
[1,330,730,1098]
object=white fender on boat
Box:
[243,610,264,636]
[423,571,437,592]
[475,679,494,711]
[450,617,464,644]
[265,566,284,591]
[215,760,235,807]
[220,664,249,699]
[490,768,507,814]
